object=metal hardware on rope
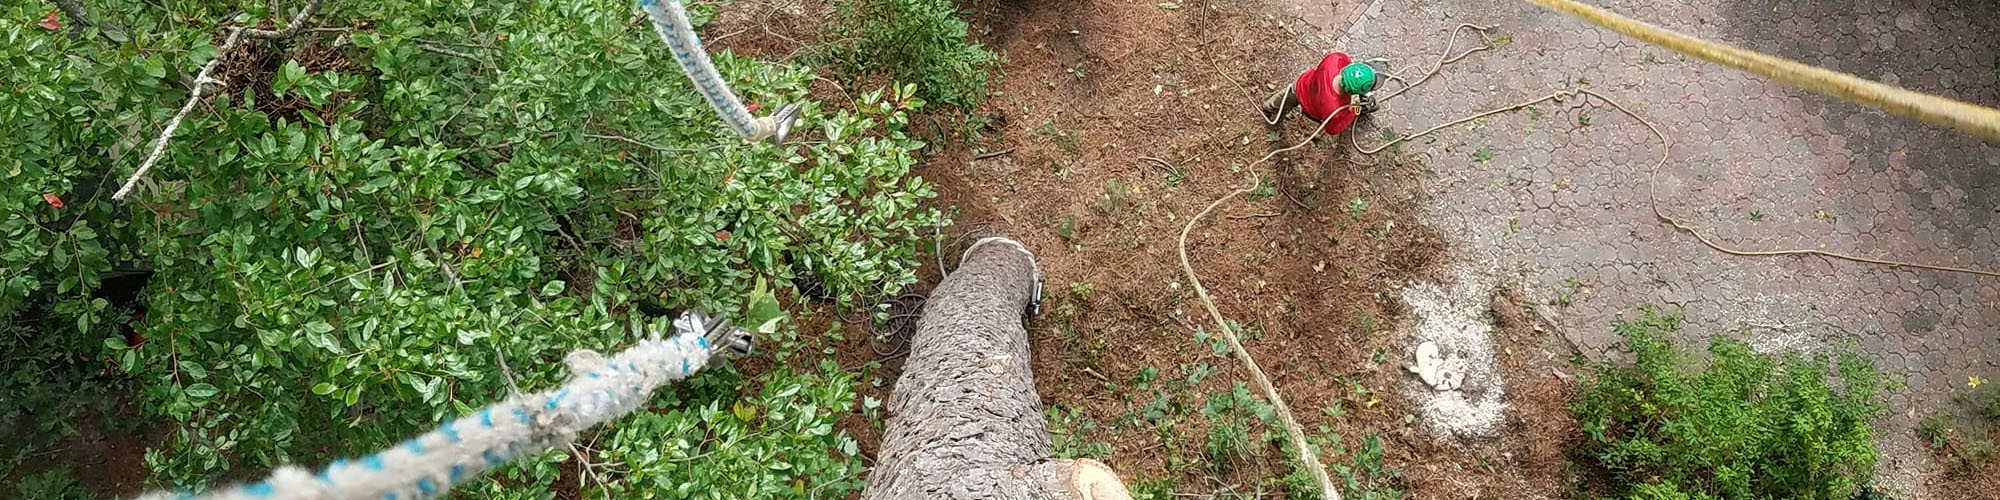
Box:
[136,309,755,500]
[638,0,805,144]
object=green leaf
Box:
[185,383,220,398]
[295,247,317,269]
[179,361,208,379]
[274,59,306,94]
[743,277,786,335]
[311,382,336,396]
[144,55,166,79]
[540,280,566,296]
[304,321,335,334]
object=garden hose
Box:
[1524,0,2000,144]
[638,0,803,144]
[134,310,755,500]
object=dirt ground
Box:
[1916,404,2000,499]
[716,0,1590,497]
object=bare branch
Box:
[112,28,245,200]
[113,0,328,201]
[582,133,693,153]
[242,0,325,39]
[417,44,479,60]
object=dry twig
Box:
[113,0,326,200]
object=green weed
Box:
[1921,413,1956,449]
[1040,120,1080,154]
[1201,383,1275,471]
[1346,198,1371,221]
[823,0,995,108]
[14,468,95,500]
[1047,406,1114,460]
[1130,477,1178,500]
[1249,178,1278,201]
[1963,382,2000,426]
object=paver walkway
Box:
[1273,0,2000,493]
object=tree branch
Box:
[241,0,324,39]
[112,0,326,201]
[48,0,127,42]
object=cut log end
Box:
[1068,459,1133,500]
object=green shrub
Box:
[3,0,938,496]
[823,0,996,108]
[587,360,866,500]
[14,467,96,500]
[1572,310,1890,500]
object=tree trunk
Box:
[862,237,1131,500]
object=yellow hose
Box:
[1525,0,2000,144]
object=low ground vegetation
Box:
[1571,310,1893,500]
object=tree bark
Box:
[862,237,1130,500]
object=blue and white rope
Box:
[638,0,777,141]
[137,331,716,500]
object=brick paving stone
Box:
[1279,0,2000,495]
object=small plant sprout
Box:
[1346,197,1371,220]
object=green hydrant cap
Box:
[1340,63,1378,95]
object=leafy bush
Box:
[1572,310,1891,500]
[586,361,865,500]
[15,468,95,500]
[823,0,996,108]
[3,0,939,496]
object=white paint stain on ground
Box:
[1398,267,1505,440]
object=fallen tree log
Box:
[862,237,1131,500]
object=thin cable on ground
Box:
[1524,0,2000,143]
[1341,22,1999,278]
[1176,112,1346,500]
[1372,23,1492,103]
[1352,91,1569,154]
[1351,84,2000,277]
[1574,89,2000,278]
